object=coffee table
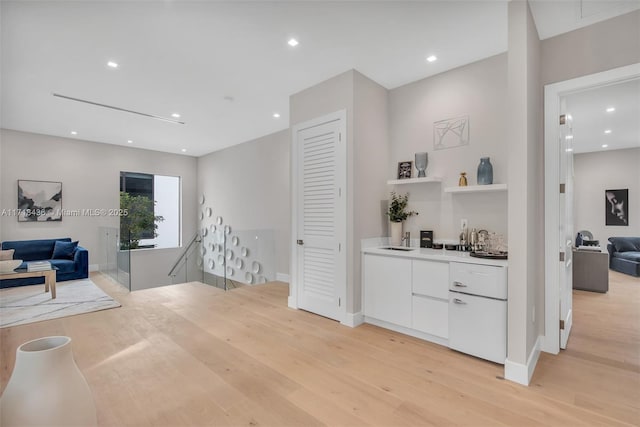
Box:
[0,267,59,298]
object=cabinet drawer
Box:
[412,259,449,300]
[449,262,507,300]
[412,295,448,339]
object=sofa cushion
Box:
[608,237,640,253]
[613,251,640,263]
[52,240,78,260]
[0,249,14,260]
[49,259,76,274]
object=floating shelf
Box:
[444,184,508,193]
[387,176,443,185]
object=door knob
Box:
[297,239,304,245]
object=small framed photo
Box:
[397,161,413,179]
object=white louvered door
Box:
[293,112,346,321]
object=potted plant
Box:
[387,191,418,246]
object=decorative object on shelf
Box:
[605,189,628,226]
[434,115,469,150]
[414,152,428,177]
[477,157,493,185]
[458,172,468,186]
[397,161,412,179]
[0,336,97,426]
[387,192,418,246]
[17,180,63,222]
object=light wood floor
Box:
[1,271,638,426]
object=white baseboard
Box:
[287,295,297,309]
[89,264,99,272]
[342,312,364,328]
[276,272,290,283]
[504,335,542,386]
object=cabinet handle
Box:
[453,281,467,287]
[453,298,467,305]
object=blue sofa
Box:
[0,238,89,288]
[607,237,640,277]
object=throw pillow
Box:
[608,237,637,253]
[52,240,79,260]
[0,249,15,260]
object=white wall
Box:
[506,0,542,376]
[389,53,509,242]
[353,71,389,313]
[574,148,640,242]
[0,129,198,289]
[541,10,640,85]
[197,129,290,278]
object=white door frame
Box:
[542,63,640,354]
[289,110,347,321]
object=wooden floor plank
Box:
[1,270,638,426]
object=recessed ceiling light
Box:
[70,131,77,135]
[602,144,608,148]
[171,113,181,118]
[606,107,615,113]
[127,140,133,144]
[273,113,280,118]
[181,148,187,153]
[565,135,573,140]
[565,148,573,152]
[107,61,118,68]
[288,38,299,47]
[604,129,612,134]
[426,55,437,62]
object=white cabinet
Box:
[448,292,507,364]
[363,254,412,328]
[448,262,508,364]
[411,259,449,338]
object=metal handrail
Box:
[167,233,201,277]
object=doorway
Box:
[543,62,640,354]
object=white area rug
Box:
[0,279,120,328]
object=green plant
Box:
[119,192,164,249]
[387,191,418,222]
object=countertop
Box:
[362,246,508,267]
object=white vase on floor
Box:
[390,221,403,246]
[0,336,97,427]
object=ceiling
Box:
[564,78,640,154]
[1,1,638,157]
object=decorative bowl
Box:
[0,259,23,273]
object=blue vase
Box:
[477,157,493,185]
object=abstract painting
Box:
[434,115,469,150]
[17,180,62,222]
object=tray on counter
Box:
[470,251,508,260]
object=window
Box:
[120,172,180,249]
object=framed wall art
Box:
[17,180,63,222]
[605,189,628,226]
